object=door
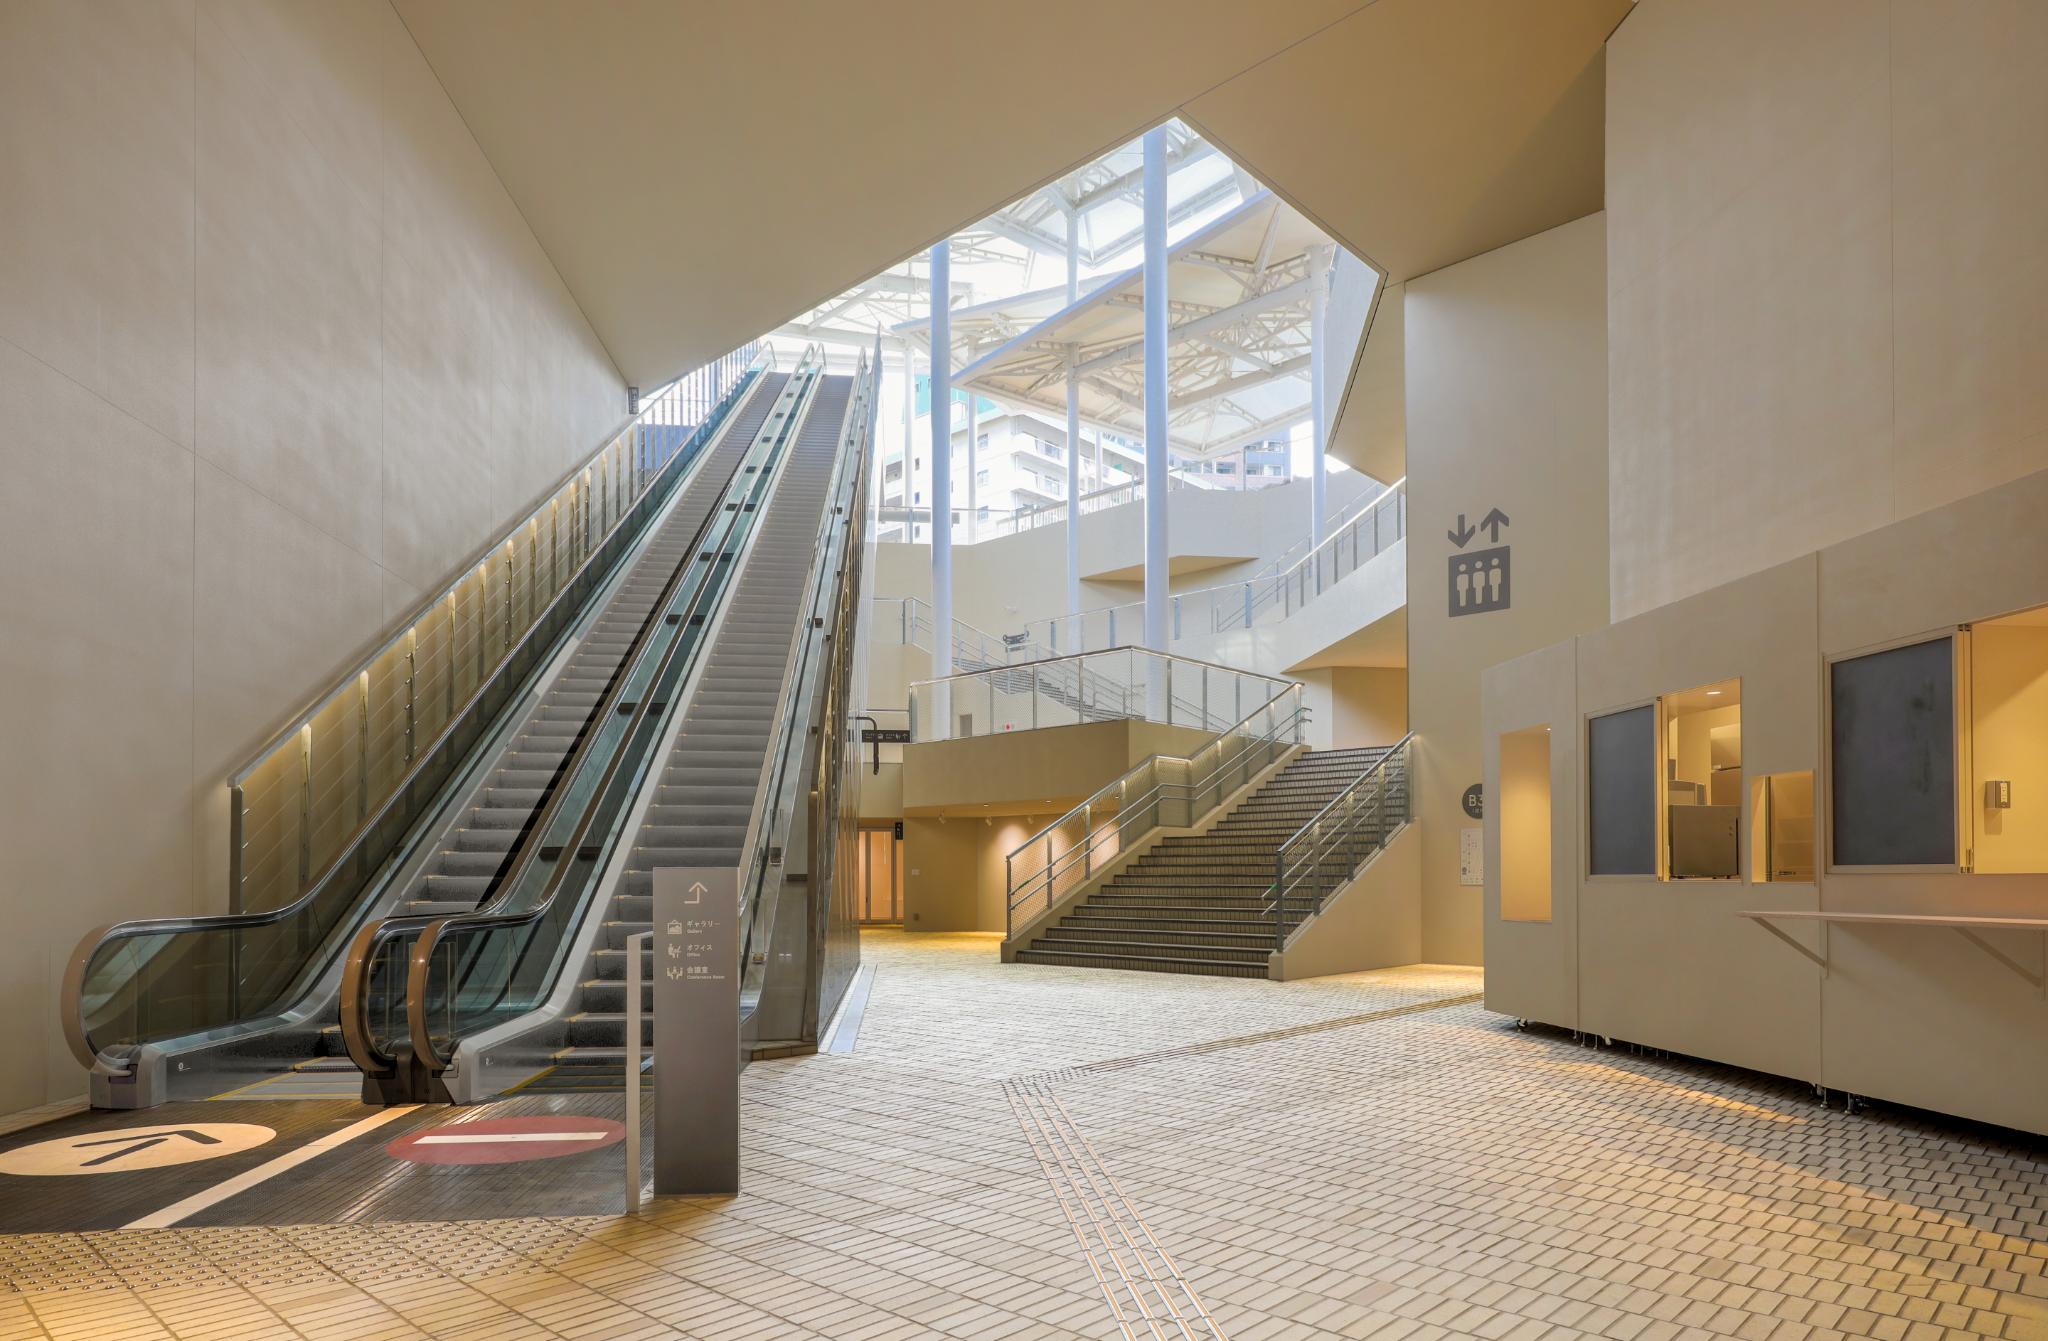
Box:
[857,827,903,924]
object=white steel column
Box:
[965,388,979,543]
[1064,348,1082,623]
[1141,126,1169,656]
[1310,245,1330,543]
[929,242,954,684]
[899,334,914,509]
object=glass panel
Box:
[1588,705,1657,876]
[1830,637,1955,867]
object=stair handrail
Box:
[225,340,766,917]
[908,646,1290,742]
[1002,680,1307,936]
[335,350,825,1088]
[1263,733,1414,952]
[60,346,768,1078]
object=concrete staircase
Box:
[1013,746,1396,978]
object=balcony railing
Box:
[908,646,1288,743]
[1018,476,1406,654]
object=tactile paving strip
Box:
[1002,991,1480,1339]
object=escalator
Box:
[60,353,788,1106]
[342,343,876,1103]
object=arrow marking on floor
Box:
[74,1129,223,1168]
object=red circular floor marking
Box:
[386,1115,625,1165]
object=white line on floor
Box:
[413,1132,609,1145]
[123,1106,419,1230]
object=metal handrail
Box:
[1264,733,1414,951]
[62,348,767,1077]
[336,350,824,1084]
[225,343,764,915]
[1002,681,1307,935]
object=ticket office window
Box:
[1662,680,1741,880]
[1829,636,1958,870]
[1967,608,2048,874]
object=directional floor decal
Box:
[385,1116,626,1165]
[0,1122,275,1176]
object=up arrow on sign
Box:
[1479,508,1511,542]
[686,881,708,904]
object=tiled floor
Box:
[4,931,2047,1340]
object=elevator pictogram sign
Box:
[1447,508,1510,617]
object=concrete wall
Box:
[1405,214,1611,966]
[1606,0,2048,621]
[0,0,622,1117]
[1483,468,2048,1135]
[1295,667,1407,751]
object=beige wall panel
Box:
[1327,283,1404,484]
[0,0,197,451]
[1581,880,1823,1086]
[1183,0,1622,284]
[194,0,388,564]
[1606,0,2048,620]
[190,462,389,791]
[1818,467,2048,655]
[1406,214,1611,966]
[1273,824,1421,981]
[1482,640,1579,1029]
[1890,1,2048,514]
[902,815,1055,934]
[1571,557,1824,1079]
[392,0,1361,386]
[378,5,505,590]
[0,0,623,1117]
[1817,873,2048,1133]
[0,345,200,1114]
[902,722,1213,816]
[1504,475,2048,1130]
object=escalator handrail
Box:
[355,354,827,1078]
[337,355,818,1079]
[728,346,878,950]
[60,358,768,1076]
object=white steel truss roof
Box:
[945,191,1339,458]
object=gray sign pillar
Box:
[653,867,741,1195]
